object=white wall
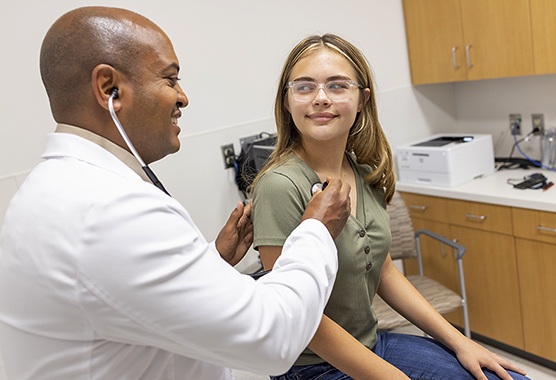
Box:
[452,74,556,159]
[3,1,554,247]
[1,0,445,250]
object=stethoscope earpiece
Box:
[110,87,119,99]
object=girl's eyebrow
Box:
[291,75,353,82]
[290,76,314,82]
[328,75,352,81]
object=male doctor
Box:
[0,6,351,380]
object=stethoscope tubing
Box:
[108,93,171,196]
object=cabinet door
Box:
[402,0,467,84]
[448,199,513,235]
[512,207,556,244]
[399,192,450,223]
[530,0,556,75]
[451,225,524,348]
[460,0,534,80]
[516,238,556,362]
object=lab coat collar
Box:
[52,124,152,183]
[44,127,148,185]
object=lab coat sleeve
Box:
[77,189,337,375]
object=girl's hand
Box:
[454,338,526,380]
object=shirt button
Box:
[366,262,372,271]
[364,246,370,254]
[359,229,366,237]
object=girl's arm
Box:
[259,246,409,380]
[377,254,526,380]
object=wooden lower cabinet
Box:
[516,238,556,362]
[400,192,526,351]
[451,225,524,348]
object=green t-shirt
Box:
[252,152,391,366]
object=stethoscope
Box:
[311,181,328,195]
[108,88,171,196]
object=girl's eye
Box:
[328,81,349,90]
[295,82,316,93]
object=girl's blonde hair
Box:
[250,34,395,203]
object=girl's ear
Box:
[359,88,371,112]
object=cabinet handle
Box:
[410,204,428,211]
[452,47,460,69]
[466,213,486,220]
[537,225,556,233]
[466,45,474,68]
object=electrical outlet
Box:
[221,144,235,169]
[509,114,521,135]
[532,114,545,135]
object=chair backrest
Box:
[387,192,418,260]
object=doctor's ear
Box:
[92,64,123,112]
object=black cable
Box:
[498,123,540,171]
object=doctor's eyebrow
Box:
[162,62,180,74]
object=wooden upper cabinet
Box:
[403,0,535,84]
[403,0,467,84]
[460,0,533,81]
[530,0,556,75]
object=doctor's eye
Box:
[167,77,181,87]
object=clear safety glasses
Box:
[287,80,363,102]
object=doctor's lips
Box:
[171,110,182,125]
[308,112,337,122]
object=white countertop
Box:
[396,168,556,212]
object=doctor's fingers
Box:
[323,177,351,197]
[303,178,351,239]
[238,202,252,226]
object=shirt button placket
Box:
[359,229,372,271]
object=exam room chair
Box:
[372,192,471,338]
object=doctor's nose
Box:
[176,83,189,108]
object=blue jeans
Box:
[270,331,529,380]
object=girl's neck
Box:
[295,138,350,180]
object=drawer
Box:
[448,199,513,235]
[398,192,449,223]
[512,207,556,244]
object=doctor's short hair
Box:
[40,7,151,119]
[255,33,395,203]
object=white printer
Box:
[397,134,495,187]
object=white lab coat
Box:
[0,131,338,380]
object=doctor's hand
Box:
[216,202,254,266]
[302,177,350,239]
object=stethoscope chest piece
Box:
[311,182,327,195]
